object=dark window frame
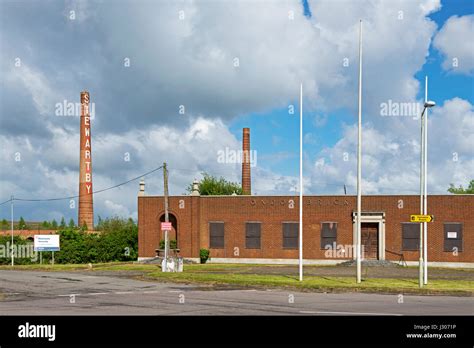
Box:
[245,222,261,249]
[320,221,338,250]
[282,222,299,249]
[443,222,463,252]
[209,221,225,249]
[401,222,420,251]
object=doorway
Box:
[361,222,379,260]
[159,213,178,246]
[352,212,386,260]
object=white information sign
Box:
[34,235,60,252]
[447,232,457,239]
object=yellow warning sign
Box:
[410,214,434,223]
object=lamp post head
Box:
[424,100,436,108]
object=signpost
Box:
[410,215,434,223]
[34,235,60,265]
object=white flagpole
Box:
[299,83,303,282]
[356,20,363,283]
[423,76,428,284]
[11,195,14,266]
[418,91,425,288]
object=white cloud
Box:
[434,15,474,74]
[104,200,134,219]
[2,0,472,223]
[310,97,474,195]
[12,65,54,115]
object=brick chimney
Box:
[78,91,94,229]
[242,128,251,195]
[138,179,145,196]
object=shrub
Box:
[200,248,210,264]
[2,217,139,264]
[0,236,35,265]
[159,239,177,250]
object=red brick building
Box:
[138,128,472,266]
[138,193,473,265]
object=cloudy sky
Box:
[0,0,473,223]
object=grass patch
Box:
[0,262,155,272]
[1,262,472,295]
[144,271,474,295]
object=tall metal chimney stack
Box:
[242,127,251,195]
[78,91,94,229]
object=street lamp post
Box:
[419,98,435,288]
[423,77,430,285]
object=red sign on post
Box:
[161,222,172,231]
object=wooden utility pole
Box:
[163,162,170,268]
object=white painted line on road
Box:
[88,292,108,296]
[143,291,159,294]
[168,290,182,293]
[58,294,81,297]
[299,310,402,316]
[114,291,134,294]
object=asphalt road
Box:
[0,270,472,315]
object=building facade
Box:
[138,193,473,265]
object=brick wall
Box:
[0,230,57,239]
[138,195,473,263]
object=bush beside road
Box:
[0,217,137,265]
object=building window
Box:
[282,222,298,249]
[444,223,463,252]
[321,222,337,249]
[209,222,224,249]
[401,223,419,251]
[245,222,261,249]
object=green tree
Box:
[448,180,474,194]
[96,216,104,231]
[18,216,27,230]
[68,218,75,229]
[60,217,66,228]
[41,221,50,229]
[186,173,243,195]
[1,219,8,230]
[51,219,58,229]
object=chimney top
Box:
[191,179,200,196]
[138,179,145,196]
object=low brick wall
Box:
[0,230,57,239]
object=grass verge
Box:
[1,262,472,296]
[144,270,473,296]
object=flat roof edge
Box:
[139,194,473,198]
